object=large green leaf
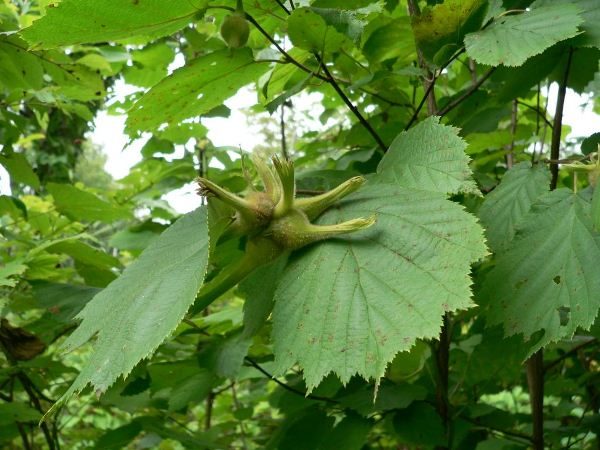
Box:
[272,183,487,390]
[483,189,600,353]
[126,49,269,134]
[478,162,550,253]
[48,208,210,413]
[47,183,131,223]
[376,116,477,195]
[21,0,205,49]
[464,3,583,67]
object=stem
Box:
[544,338,598,373]
[188,255,258,317]
[405,4,450,446]
[526,46,574,450]
[17,422,33,450]
[516,100,553,129]
[434,314,451,449]
[241,14,328,83]
[244,5,390,152]
[0,340,58,450]
[549,47,573,189]
[204,391,214,430]
[188,238,282,317]
[231,383,249,450]
[468,58,477,85]
[505,100,518,168]
[460,416,533,444]
[437,68,496,117]
[244,357,338,404]
[403,43,465,130]
[526,351,544,450]
[317,58,387,152]
[274,0,289,14]
[407,0,437,115]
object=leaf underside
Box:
[478,162,551,253]
[21,0,204,48]
[126,49,268,134]
[48,208,209,414]
[483,189,600,354]
[376,116,478,196]
[272,183,487,390]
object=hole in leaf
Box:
[557,306,570,326]
[553,275,561,284]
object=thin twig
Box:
[550,47,574,189]
[274,0,289,14]
[0,340,57,450]
[505,100,518,168]
[317,57,387,152]
[17,422,33,450]
[544,338,598,373]
[516,100,553,129]
[403,49,465,130]
[244,357,338,404]
[239,13,328,82]
[460,416,533,444]
[437,68,496,117]
[231,383,249,450]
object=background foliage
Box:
[1,0,600,449]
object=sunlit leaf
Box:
[464,3,583,67]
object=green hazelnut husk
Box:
[197,156,374,250]
[220,12,250,49]
[191,156,375,316]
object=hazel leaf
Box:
[272,182,487,390]
[46,208,209,415]
[483,189,600,355]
